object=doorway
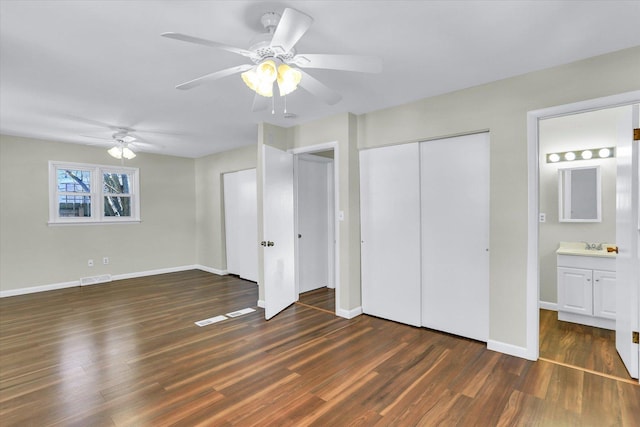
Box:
[295,150,336,313]
[528,91,640,382]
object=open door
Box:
[615,104,639,379]
[263,144,296,320]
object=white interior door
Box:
[615,104,639,379]
[421,133,490,342]
[263,145,296,320]
[297,156,331,293]
[360,142,422,327]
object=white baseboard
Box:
[257,299,265,308]
[1,265,230,298]
[487,339,537,361]
[538,301,558,311]
[0,280,80,298]
[195,265,228,276]
[337,305,362,319]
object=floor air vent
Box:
[80,274,112,286]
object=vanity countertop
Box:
[556,241,617,258]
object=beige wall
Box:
[0,135,196,293]
[195,144,257,270]
[2,46,638,353]
[538,107,623,304]
[357,46,640,348]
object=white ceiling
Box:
[1,1,639,158]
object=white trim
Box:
[197,265,229,276]
[0,280,80,298]
[337,306,362,319]
[526,90,640,361]
[257,299,265,308]
[487,340,534,360]
[539,301,558,311]
[0,265,230,298]
[288,141,341,316]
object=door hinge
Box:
[634,128,640,141]
[633,331,639,344]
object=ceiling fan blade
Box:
[252,93,269,112]
[176,64,253,90]
[297,69,342,105]
[292,54,382,73]
[270,8,313,54]
[161,32,256,59]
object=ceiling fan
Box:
[162,7,382,111]
[83,128,159,160]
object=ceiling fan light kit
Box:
[162,7,382,110]
[108,145,136,160]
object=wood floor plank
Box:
[1,270,638,426]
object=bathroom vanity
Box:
[556,242,617,330]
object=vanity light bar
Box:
[546,147,615,163]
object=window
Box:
[49,161,140,224]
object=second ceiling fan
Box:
[162,7,382,111]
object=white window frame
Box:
[48,161,140,225]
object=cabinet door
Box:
[360,143,422,326]
[558,267,593,315]
[593,269,616,319]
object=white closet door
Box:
[421,133,490,342]
[223,169,258,282]
[360,143,422,326]
[223,172,241,275]
[236,169,258,282]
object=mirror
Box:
[558,166,601,222]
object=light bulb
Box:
[564,152,576,161]
[581,150,593,160]
[548,153,560,163]
[598,148,611,158]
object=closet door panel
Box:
[236,169,258,282]
[360,143,421,326]
[223,172,241,275]
[224,169,258,282]
[421,133,490,341]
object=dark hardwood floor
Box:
[297,287,335,313]
[539,308,632,381]
[1,271,638,426]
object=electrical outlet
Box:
[88,259,94,267]
[539,213,546,223]
[103,257,109,265]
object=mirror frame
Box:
[558,165,602,222]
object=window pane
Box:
[58,196,91,217]
[58,169,91,193]
[104,196,131,217]
[103,173,131,194]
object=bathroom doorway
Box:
[536,100,638,381]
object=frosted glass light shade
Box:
[108,146,136,160]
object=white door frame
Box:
[526,90,640,361]
[290,142,340,314]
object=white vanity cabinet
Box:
[556,252,616,330]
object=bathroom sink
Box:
[556,241,617,258]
